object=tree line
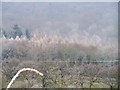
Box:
[2,25,32,39]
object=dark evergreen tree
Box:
[25,29,31,39]
[12,25,23,39]
[2,30,7,38]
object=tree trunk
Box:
[80,82,83,87]
[110,85,113,90]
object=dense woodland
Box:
[0,25,118,89]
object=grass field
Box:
[2,75,113,88]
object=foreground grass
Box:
[2,77,110,88]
